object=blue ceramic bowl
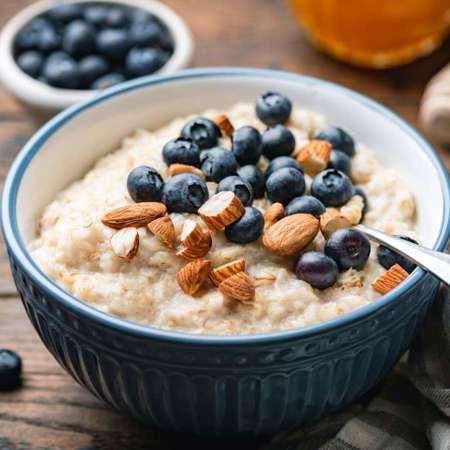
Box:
[2,68,450,437]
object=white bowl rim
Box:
[0,0,194,111]
[2,67,450,345]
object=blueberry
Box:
[15,18,50,51]
[47,4,83,23]
[181,118,220,150]
[377,235,418,274]
[256,91,292,126]
[329,150,351,176]
[78,55,109,87]
[62,20,95,58]
[125,47,167,77]
[237,165,265,198]
[200,147,237,182]
[17,50,43,78]
[128,9,154,24]
[83,4,109,26]
[35,25,61,53]
[352,187,369,219]
[96,29,130,62]
[91,72,125,90]
[0,349,22,391]
[265,156,302,180]
[261,125,295,160]
[162,138,200,167]
[216,175,254,206]
[129,18,173,50]
[324,228,371,272]
[225,207,264,244]
[230,126,262,165]
[315,125,355,157]
[162,173,209,213]
[127,165,164,202]
[15,18,60,53]
[105,7,129,28]
[285,195,326,218]
[42,52,79,88]
[311,169,353,207]
[266,167,306,205]
[295,252,338,290]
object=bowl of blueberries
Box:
[0,0,193,115]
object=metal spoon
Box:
[356,224,450,285]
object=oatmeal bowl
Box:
[2,68,449,436]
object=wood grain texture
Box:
[0,0,449,448]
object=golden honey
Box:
[290,0,450,68]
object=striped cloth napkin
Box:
[263,286,450,450]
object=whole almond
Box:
[264,203,285,229]
[168,163,205,180]
[110,227,139,260]
[177,259,211,295]
[219,272,255,303]
[296,140,332,175]
[148,216,176,248]
[262,213,319,256]
[199,191,245,231]
[102,202,166,229]
[209,259,246,286]
[372,264,409,294]
[213,113,234,137]
[320,209,352,239]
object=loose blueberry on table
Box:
[115,90,409,302]
[0,349,22,391]
[13,2,174,90]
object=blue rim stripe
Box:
[2,67,450,346]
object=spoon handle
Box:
[356,224,450,286]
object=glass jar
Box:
[290,0,450,68]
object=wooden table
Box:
[0,1,449,448]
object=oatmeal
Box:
[29,101,416,335]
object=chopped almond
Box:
[372,264,409,294]
[296,140,332,175]
[199,192,245,231]
[177,259,211,295]
[209,259,246,286]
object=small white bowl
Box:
[0,0,194,116]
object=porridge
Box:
[29,93,417,335]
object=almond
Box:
[177,259,211,295]
[296,140,332,175]
[180,219,212,248]
[219,271,255,303]
[209,259,246,286]
[262,213,319,256]
[102,202,166,229]
[320,209,352,239]
[168,163,205,180]
[372,264,409,294]
[148,216,176,248]
[213,113,234,137]
[110,227,139,260]
[176,219,212,260]
[264,202,285,229]
[199,191,245,231]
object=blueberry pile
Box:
[125,91,377,288]
[14,2,174,90]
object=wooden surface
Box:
[0,1,449,448]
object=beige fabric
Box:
[264,286,450,450]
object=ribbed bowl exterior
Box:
[9,251,439,437]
